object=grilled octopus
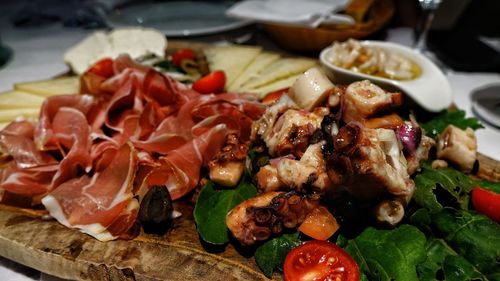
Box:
[326,122,415,226]
[226,191,320,245]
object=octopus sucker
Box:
[226,191,320,245]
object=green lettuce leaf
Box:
[421,109,483,138]
[442,255,488,281]
[343,225,427,281]
[473,180,500,194]
[254,232,302,277]
[417,238,488,281]
[193,175,257,244]
[431,208,500,276]
[413,163,474,212]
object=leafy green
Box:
[343,225,427,281]
[413,163,474,212]
[417,239,457,280]
[431,208,500,276]
[416,238,488,281]
[193,175,257,244]
[254,232,302,277]
[153,60,179,72]
[442,255,488,281]
[421,109,483,138]
[473,179,500,194]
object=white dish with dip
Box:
[319,40,452,112]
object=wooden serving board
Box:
[0,201,273,281]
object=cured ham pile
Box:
[0,55,265,240]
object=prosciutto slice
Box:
[42,143,138,241]
[0,54,265,240]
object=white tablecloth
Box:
[1,2,499,280]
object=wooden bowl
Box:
[263,0,395,53]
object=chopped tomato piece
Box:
[192,70,226,94]
[284,240,360,281]
[262,88,288,105]
[299,206,339,240]
[87,58,114,78]
[472,186,500,222]
[172,48,195,67]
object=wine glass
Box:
[0,35,13,69]
[413,0,442,52]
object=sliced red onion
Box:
[269,154,296,167]
[397,122,422,155]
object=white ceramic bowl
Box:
[319,41,452,112]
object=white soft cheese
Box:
[64,28,167,74]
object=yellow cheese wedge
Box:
[0,90,45,109]
[240,58,317,91]
[228,52,281,92]
[204,45,262,88]
[0,108,40,122]
[246,74,302,99]
[15,76,80,97]
[0,122,9,130]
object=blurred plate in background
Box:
[107,1,252,37]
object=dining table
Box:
[1,1,500,280]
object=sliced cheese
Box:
[64,28,167,74]
[204,45,262,88]
[0,122,9,130]
[0,90,45,109]
[15,76,80,97]
[63,32,110,75]
[247,74,302,99]
[228,52,281,92]
[240,58,317,91]
[0,108,40,122]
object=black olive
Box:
[139,185,173,235]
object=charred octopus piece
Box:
[208,134,248,187]
[226,191,320,245]
[437,125,477,172]
[256,143,333,194]
[342,80,402,124]
[327,122,414,202]
[252,100,329,158]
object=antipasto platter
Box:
[0,37,499,281]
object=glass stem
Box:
[414,9,436,52]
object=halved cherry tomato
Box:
[284,240,360,281]
[192,70,226,94]
[87,58,114,78]
[262,88,288,105]
[171,48,195,67]
[472,186,500,222]
[299,206,339,240]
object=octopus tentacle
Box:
[226,191,320,245]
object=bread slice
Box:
[228,52,281,92]
[246,74,301,99]
[0,108,40,122]
[239,58,316,91]
[0,90,45,109]
[14,76,80,97]
[204,45,262,88]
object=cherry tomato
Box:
[299,206,339,240]
[87,58,114,78]
[472,186,500,222]
[262,88,288,105]
[192,70,226,94]
[171,48,195,67]
[284,240,360,281]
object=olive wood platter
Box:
[1,41,500,281]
